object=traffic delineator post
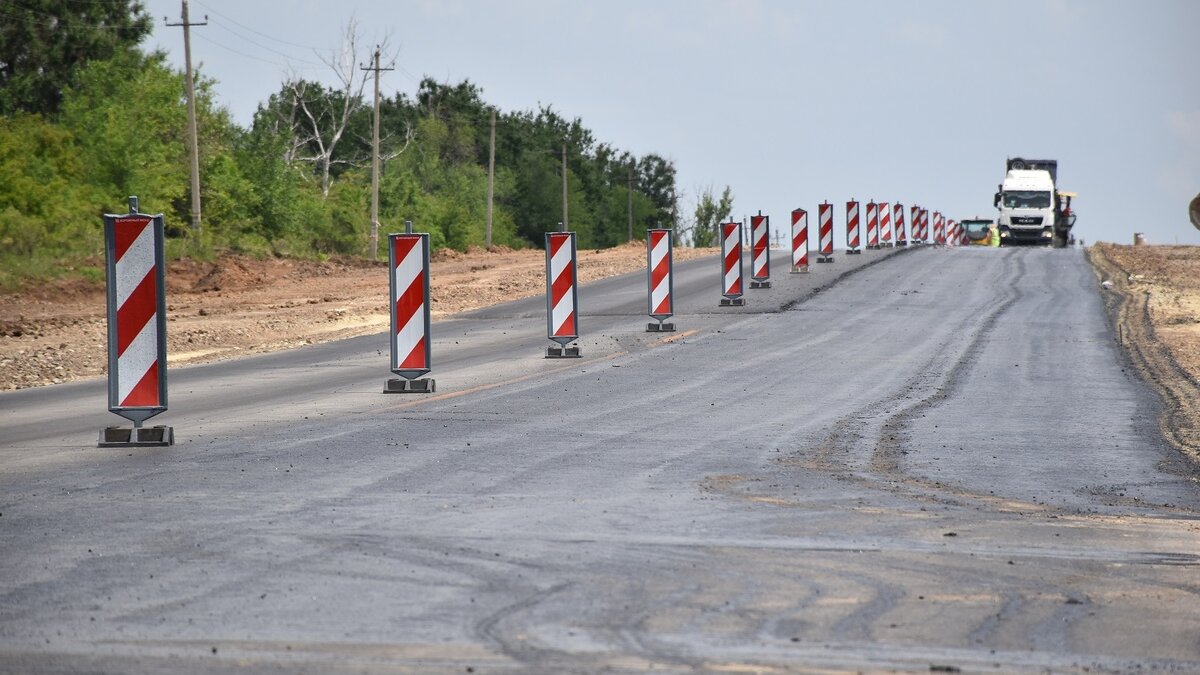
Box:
[384,221,435,393]
[646,228,675,332]
[846,199,861,255]
[880,201,893,247]
[750,211,771,289]
[818,202,834,263]
[99,196,173,447]
[866,200,880,250]
[895,202,908,246]
[791,207,809,273]
[546,228,581,357]
[719,221,745,306]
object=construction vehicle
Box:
[993,158,1077,247]
[1190,192,1200,231]
[961,218,995,246]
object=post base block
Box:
[749,280,771,289]
[647,322,676,332]
[791,266,809,274]
[846,249,861,255]
[897,241,909,247]
[867,245,881,250]
[817,256,834,263]
[98,425,174,448]
[384,378,436,394]
[719,297,745,307]
[546,345,581,358]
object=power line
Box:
[205,17,325,68]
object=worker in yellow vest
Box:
[988,223,1000,247]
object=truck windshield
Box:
[964,222,990,236]
[1003,191,1052,209]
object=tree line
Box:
[0,1,733,288]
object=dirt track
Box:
[1089,243,1200,463]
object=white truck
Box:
[993,158,1076,247]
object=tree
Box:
[273,19,386,198]
[689,185,734,247]
[0,0,152,116]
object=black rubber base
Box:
[546,346,581,358]
[384,378,436,393]
[647,322,676,332]
[719,297,745,306]
[98,426,174,448]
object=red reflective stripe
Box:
[120,361,159,407]
[651,256,670,288]
[395,273,424,329]
[116,270,156,356]
[551,262,574,303]
[113,217,152,261]
[723,247,740,274]
[549,233,569,257]
[393,235,419,260]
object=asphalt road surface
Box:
[1,245,1198,674]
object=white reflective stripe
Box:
[551,290,574,334]
[115,224,155,308]
[651,236,669,266]
[754,250,767,272]
[651,271,670,309]
[550,239,571,278]
[792,213,806,238]
[394,240,424,296]
[724,266,740,292]
[394,303,425,368]
[723,227,739,253]
[117,316,157,403]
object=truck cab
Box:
[993,158,1076,247]
[995,169,1055,245]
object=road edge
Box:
[1086,245,1200,467]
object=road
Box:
[1,245,1198,673]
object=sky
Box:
[140,0,1200,246]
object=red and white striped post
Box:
[866,200,880,249]
[919,207,930,244]
[910,205,922,244]
[948,220,959,246]
[791,207,809,273]
[646,228,675,332]
[546,227,581,357]
[750,211,771,289]
[818,202,834,263]
[100,196,173,447]
[719,221,745,306]
[894,202,908,246]
[934,211,945,246]
[845,199,861,255]
[880,201,892,247]
[385,221,435,393]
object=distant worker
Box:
[988,223,1000,247]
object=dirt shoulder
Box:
[1088,243,1200,464]
[0,242,717,391]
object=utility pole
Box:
[627,165,634,242]
[561,143,569,231]
[166,0,206,233]
[361,48,393,261]
[486,109,495,248]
